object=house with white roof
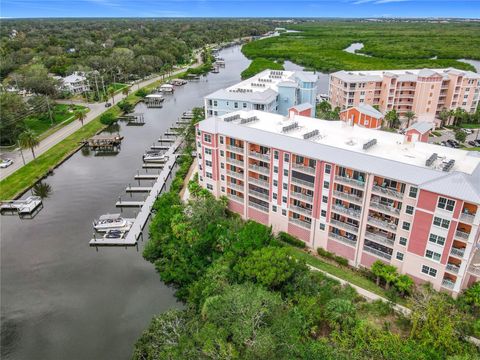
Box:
[61,72,90,94]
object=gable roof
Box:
[406,121,433,134]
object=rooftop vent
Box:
[303,129,319,140]
[442,159,455,172]
[240,116,258,124]
[224,114,240,122]
[282,122,299,133]
[362,138,377,151]
[425,153,438,167]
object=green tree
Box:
[121,86,130,97]
[455,129,467,143]
[394,274,414,296]
[371,260,385,286]
[108,87,115,104]
[324,298,357,329]
[438,108,450,127]
[75,110,86,126]
[404,110,416,128]
[32,181,52,199]
[99,112,116,126]
[0,92,27,146]
[385,110,400,129]
[461,282,480,309]
[18,130,40,159]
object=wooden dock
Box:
[142,163,164,169]
[115,200,144,208]
[158,138,175,143]
[125,186,152,193]
[134,174,160,180]
[150,145,169,150]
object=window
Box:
[272,205,277,212]
[283,169,288,177]
[273,193,277,200]
[402,222,410,231]
[282,196,287,203]
[274,166,278,174]
[323,181,329,189]
[399,237,407,246]
[234,102,238,108]
[282,209,287,216]
[205,148,212,155]
[406,205,414,215]
[396,252,404,261]
[273,180,278,187]
[220,163,224,169]
[221,186,225,192]
[220,150,224,157]
[206,172,213,179]
[274,151,279,160]
[284,153,290,162]
[243,102,247,108]
[220,136,224,144]
[283,183,287,190]
[433,216,450,229]
[421,265,437,278]
[221,175,225,181]
[425,250,442,262]
[409,187,418,198]
[204,134,212,143]
[322,195,328,203]
[321,210,326,217]
[213,100,217,106]
[319,223,325,230]
[197,129,201,136]
[205,160,212,167]
[437,197,455,212]
[325,164,331,174]
[199,176,203,181]
[207,184,213,190]
[428,233,445,246]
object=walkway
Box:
[0,52,202,181]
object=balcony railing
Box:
[367,216,398,231]
[227,170,244,180]
[227,144,244,153]
[372,185,404,200]
[455,230,470,240]
[460,212,476,224]
[249,164,270,175]
[248,177,270,189]
[249,188,269,201]
[363,245,392,260]
[450,247,466,258]
[248,201,269,213]
[468,265,480,277]
[442,279,455,289]
[370,201,401,216]
[290,191,314,203]
[331,204,361,219]
[291,177,315,189]
[226,157,244,166]
[228,193,244,203]
[292,163,316,175]
[249,151,270,162]
[330,219,359,233]
[227,182,244,192]
[329,231,357,247]
[333,190,363,205]
[289,217,312,229]
[334,175,365,188]
[365,231,395,247]
[446,263,460,274]
[290,205,313,216]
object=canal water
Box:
[0,45,251,360]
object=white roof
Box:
[406,121,433,134]
[146,94,163,98]
[160,84,174,88]
[63,73,86,83]
[343,104,383,118]
[199,110,480,203]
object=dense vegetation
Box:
[240,57,284,79]
[242,21,480,73]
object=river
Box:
[0,45,251,360]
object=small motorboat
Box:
[103,229,126,240]
[143,151,168,163]
[93,213,133,232]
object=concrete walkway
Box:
[0,53,202,182]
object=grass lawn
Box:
[109,82,129,93]
[460,123,480,129]
[288,246,408,306]
[24,104,88,138]
[463,146,480,151]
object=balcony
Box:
[290,205,313,217]
[368,216,397,232]
[330,219,359,234]
[370,201,401,216]
[289,217,312,229]
[226,157,244,167]
[329,231,357,247]
[248,201,268,213]
[450,247,465,258]
[292,163,316,175]
[291,191,314,203]
[228,193,244,203]
[249,188,269,201]
[372,185,404,200]
[227,170,244,180]
[249,151,270,162]
[468,265,480,277]
[249,163,270,176]
[446,263,460,275]
[334,175,365,189]
[291,177,315,189]
[248,177,270,189]
[227,144,244,154]
[333,190,363,205]
[228,182,244,192]
[455,230,470,241]
[363,245,392,260]
[331,204,361,219]
[442,279,455,290]
[365,230,395,247]
[460,212,476,224]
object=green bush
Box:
[334,255,349,267]
[99,112,116,126]
[277,231,306,248]
[135,89,148,98]
[117,101,134,114]
[317,247,334,259]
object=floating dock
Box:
[142,163,164,169]
[150,145,169,150]
[158,138,175,143]
[134,174,160,180]
[125,186,152,193]
[115,200,144,208]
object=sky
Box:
[1,0,479,19]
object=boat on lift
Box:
[0,196,43,215]
[93,213,133,232]
[143,150,168,163]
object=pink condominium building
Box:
[329,68,480,124]
[196,109,480,296]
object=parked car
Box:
[475,139,480,146]
[105,102,112,108]
[462,128,473,135]
[468,140,477,146]
[440,141,447,146]
[0,158,13,168]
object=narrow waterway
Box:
[0,45,251,360]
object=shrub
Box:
[117,101,134,113]
[333,255,348,267]
[135,89,148,98]
[317,247,334,259]
[100,112,116,125]
[277,231,306,248]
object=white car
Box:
[462,128,473,135]
[0,158,13,168]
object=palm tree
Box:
[385,110,400,129]
[75,110,86,126]
[122,86,130,97]
[32,182,52,199]
[371,260,384,286]
[438,108,450,128]
[18,130,39,160]
[108,87,115,104]
[404,110,416,128]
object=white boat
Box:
[143,151,168,163]
[0,196,43,215]
[171,79,187,86]
[93,213,133,232]
[159,84,174,93]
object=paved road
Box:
[0,54,201,182]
